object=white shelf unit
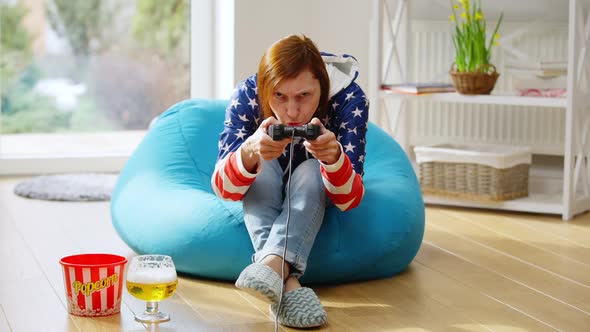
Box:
[369,0,590,220]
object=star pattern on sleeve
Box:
[344,142,356,153]
[352,107,363,118]
[220,143,230,154]
[327,82,369,177]
[235,126,247,140]
[216,75,261,162]
[248,97,258,110]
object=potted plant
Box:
[449,0,503,94]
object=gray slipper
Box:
[270,287,327,328]
[235,263,283,304]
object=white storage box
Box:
[414,144,532,201]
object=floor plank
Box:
[0,190,81,331]
[444,207,590,249]
[438,207,590,265]
[427,208,590,287]
[178,278,271,326]
[0,278,80,332]
[396,262,556,331]
[0,210,45,282]
[195,323,282,332]
[425,215,590,313]
[416,241,590,330]
[354,276,490,331]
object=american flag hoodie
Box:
[211,53,369,211]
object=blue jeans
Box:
[243,158,326,277]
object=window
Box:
[0,0,190,160]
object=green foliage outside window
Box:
[133,0,189,59]
[45,0,116,56]
[0,2,32,93]
[1,0,190,134]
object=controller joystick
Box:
[268,124,321,141]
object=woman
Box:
[211,34,369,328]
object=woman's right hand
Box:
[240,117,291,172]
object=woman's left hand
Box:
[303,118,341,165]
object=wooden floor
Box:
[1,176,590,332]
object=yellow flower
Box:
[453,4,459,10]
[494,33,500,40]
[460,0,470,10]
[460,12,467,19]
[475,12,483,20]
[449,14,456,22]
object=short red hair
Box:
[257,35,330,121]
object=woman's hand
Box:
[303,118,341,165]
[241,117,291,172]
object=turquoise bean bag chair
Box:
[111,99,424,284]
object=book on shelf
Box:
[512,75,566,89]
[381,82,455,94]
[505,59,567,71]
[505,59,567,78]
[507,68,567,78]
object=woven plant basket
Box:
[449,63,499,95]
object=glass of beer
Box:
[126,255,178,323]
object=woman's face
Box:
[269,70,321,126]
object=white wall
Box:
[198,0,565,100]
[233,0,371,95]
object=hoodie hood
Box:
[322,52,359,98]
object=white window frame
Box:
[192,0,234,100]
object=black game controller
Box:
[268,124,321,141]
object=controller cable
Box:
[274,130,295,332]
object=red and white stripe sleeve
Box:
[211,146,259,201]
[320,145,365,211]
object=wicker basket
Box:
[414,144,531,201]
[449,63,499,95]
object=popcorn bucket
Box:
[60,253,127,317]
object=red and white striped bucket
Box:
[60,253,127,317]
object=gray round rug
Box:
[14,173,118,201]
